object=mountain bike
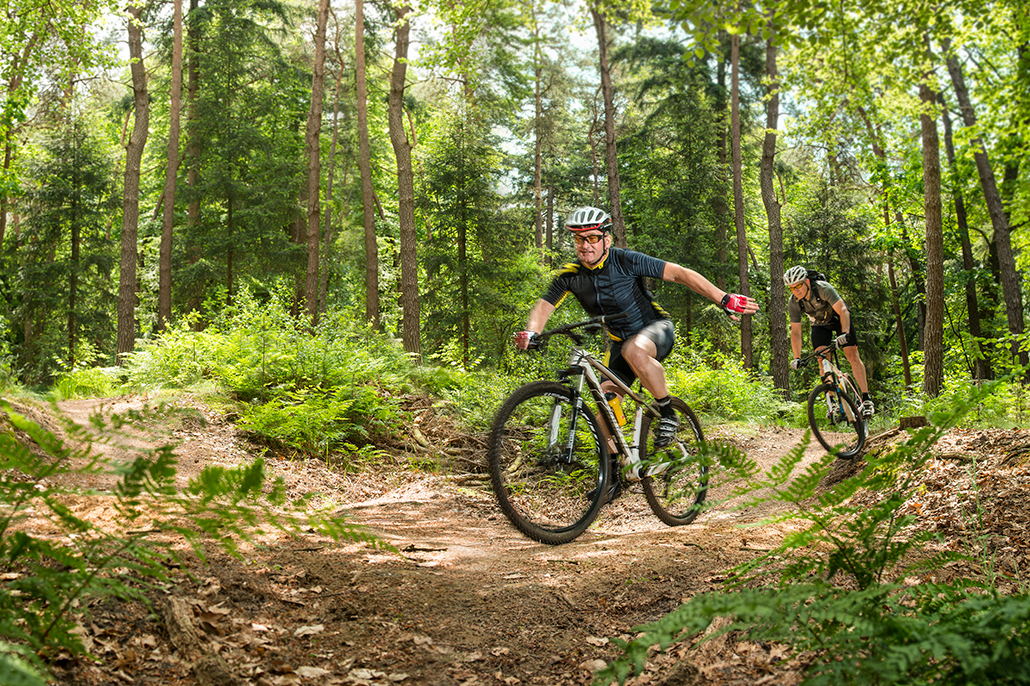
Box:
[796,340,866,459]
[487,314,708,545]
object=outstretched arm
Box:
[661,263,759,321]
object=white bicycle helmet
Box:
[783,265,808,286]
[565,206,612,233]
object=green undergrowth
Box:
[0,400,384,685]
[596,379,1030,686]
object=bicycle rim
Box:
[487,381,609,545]
[640,397,708,526]
[807,383,866,459]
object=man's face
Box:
[573,231,608,266]
[788,280,809,298]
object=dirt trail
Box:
[34,397,857,685]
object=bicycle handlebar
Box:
[528,312,629,350]
[796,339,842,367]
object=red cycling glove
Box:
[721,293,748,314]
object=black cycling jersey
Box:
[542,247,670,341]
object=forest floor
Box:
[12,394,1030,686]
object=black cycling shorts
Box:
[812,319,857,349]
[604,319,675,387]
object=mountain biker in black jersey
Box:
[514,206,758,448]
[784,265,874,417]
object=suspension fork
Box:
[554,365,588,462]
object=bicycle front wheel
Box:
[640,397,708,526]
[807,383,866,459]
[487,381,610,545]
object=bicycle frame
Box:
[559,345,670,482]
[812,346,859,424]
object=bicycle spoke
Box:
[640,398,708,526]
[488,381,609,545]
[807,383,865,459]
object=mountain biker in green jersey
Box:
[515,206,758,447]
[783,265,874,417]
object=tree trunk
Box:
[714,51,729,293]
[185,0,202,322]
[304,0,329,326]
[939,91,992,381]
[545,183,554,265]
[730,33,752,368]
[887,253,912,389]
[320,11,345,317]
[591,7,626,247]
[760,27,788,393]
[920,79,944,397]
[118,6,149,362]
[388,4,421,357]
[355,0,379,329]
[159,0,184,332]
[532,8,544,254]
[69,173,80,366]
[946,45,1026,374]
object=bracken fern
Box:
[596,379,1030,685]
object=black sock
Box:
[657,395,675,418]
[862,393,871,402]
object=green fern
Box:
[0,400,385,682]
[597,379,1029,685]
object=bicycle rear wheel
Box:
[807,383,866,459]
[487,381,610,545]
[640,397,708,526]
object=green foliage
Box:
[0,400,381,682]
[665,335,788,423]
[237,384,402,457]
[51,365,124,401]
[597,379,1030,685]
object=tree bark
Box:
[730,33,752,368]
[939,91,992,381]
[946,45,1026,373]
[118,5,149,362]
[591,7,626,247]
[760,26,788,393]
[355,0,379,329]
[920,79,944,397]
[714,50,729,294]
[304,0,330,326]
[159,0,184,332]
[185,0,202,322]
[388,4,421,357]
[532,7,544,254]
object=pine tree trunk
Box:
[304,0,329,326]
[591,7,626,248]
[388,4,421,357]
[939,91,992,381]
[760,27,788,393]
[159,0,183,332]
[920,79,944,397]
[118,6,149,362]
[730,33,752,368]
[356,0,379,329]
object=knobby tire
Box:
[640,397,708,526]
[487,381,610,545]
[807,383,866,459]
